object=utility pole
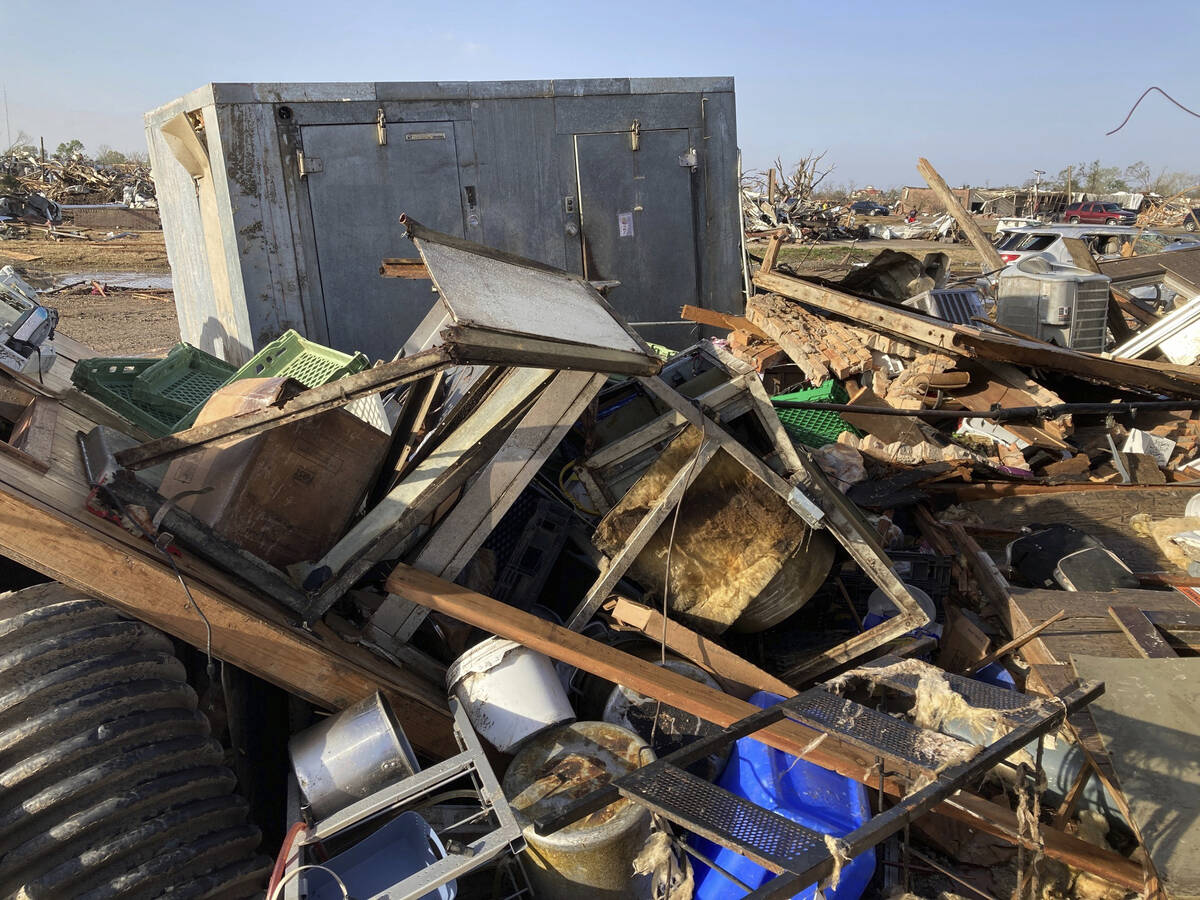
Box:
[2,86,9,154]
[1032,169,1045,216]
[1066,165,1072,205]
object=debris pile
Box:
[0,150,1191,900]
[0,150,156,211]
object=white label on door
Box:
[618,211,634,237]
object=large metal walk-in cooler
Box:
[145,78,742,364]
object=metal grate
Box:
[1068,281,1110,353]
[621,762,828,874]
[784,690,967,770]
[857,657,1042,720]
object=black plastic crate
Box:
[482,494,572,609]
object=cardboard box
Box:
[160,377,389,568]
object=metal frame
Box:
[286,697,524,900]
[565,374,932,683]
[536,655,1101,900]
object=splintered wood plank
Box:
[680,305,770,341]
[1108,605,1178,658]
[0,486,455,756]
[917,157,1005,271]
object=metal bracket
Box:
[678,147,698,168]
[376,108,387,146]
[786,485,825,528]
[630,118,641,152]
[296,150,322,177]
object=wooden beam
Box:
[759,231,785,275]
[750,270,1200,398]
[603,596,793,700]
[380,257,430,278]
[964,610,1066,675]
[1108,606,1178,658]
[916,157,1005,271]
[680,304,770,341]
[385,563,1144,890]
[0,487,455,757]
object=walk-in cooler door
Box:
[302,122,465,359]
[574,128,699,347]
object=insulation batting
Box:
[594,427,814,634]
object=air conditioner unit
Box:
[996,257,1111,353]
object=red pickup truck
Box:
[1061,201,1136,225]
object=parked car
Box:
[992,224,1199,268]
[1060,201,1136,225]
[849,200,889,216]
[1181,207,1200,231]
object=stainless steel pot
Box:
[288,691,419,820]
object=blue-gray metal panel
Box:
[630,76,734,94]
[470,99,565,267]
[250,82,377,103]
[554,92,705,134]
[302,122,465,358]
[285,100,471,126]
[695,90,743,317]
[375,81,473,101]
[576,129,699,346]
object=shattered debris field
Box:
[0,77,1198,900]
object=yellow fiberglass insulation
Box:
[593,427,816,635]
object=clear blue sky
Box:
[3,0,1197,188]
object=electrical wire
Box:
[268,864,349,900]
[266,822,307,896]
[649,436,707,749]
[1107,86,1200,135]
[100,483,215,678]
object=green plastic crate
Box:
[131,343,237,421]
[172,330,371,430]
[229,330,369,388]
[772,381,861,448]
[71,356,178,437]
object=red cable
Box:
[266,821,308,896]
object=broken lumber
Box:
[750,271,1200,398]
[0,487,455,757]
[385,563,1143,890]
[916,157,1005,271]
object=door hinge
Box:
[376,108,387,146]
[296,150,323,178]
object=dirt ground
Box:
[747,235,987,281]
[0,229,181,355]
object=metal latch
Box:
[376,108,387,146]
[296,150,322,177]
[678,147,697,167]
[629,118,641,152]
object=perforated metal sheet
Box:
[857,657,1042,720]
[620,763,827,874]
[784,690,968,770]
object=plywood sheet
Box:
[1072,656,1200,897]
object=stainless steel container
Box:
[288,692,419,820]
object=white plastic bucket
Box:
[445,637,575,752]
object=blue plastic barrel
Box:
[690,692,875,900]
